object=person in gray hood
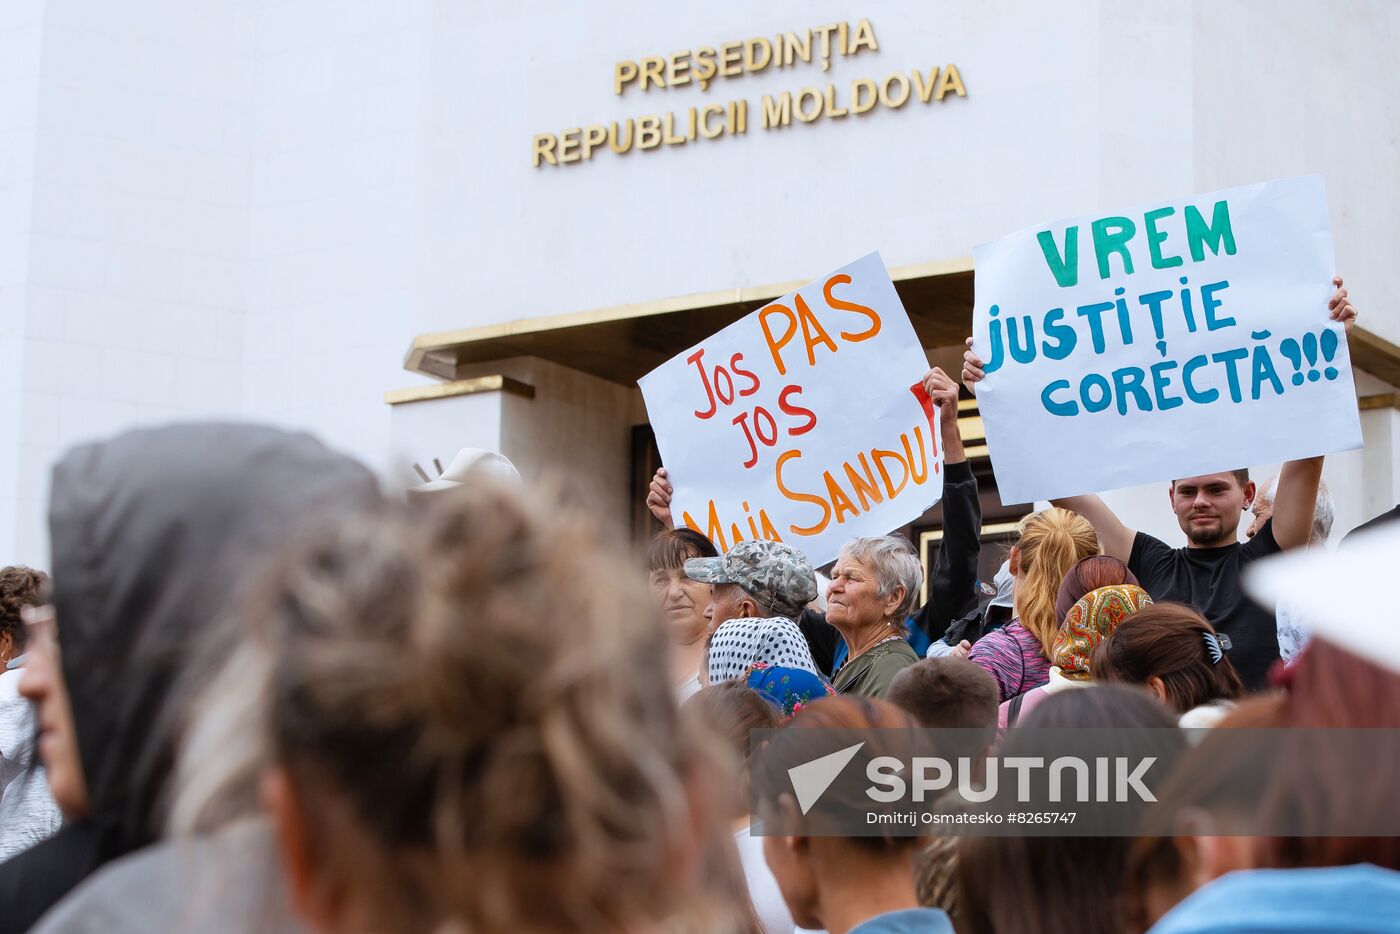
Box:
[0,423,379,933]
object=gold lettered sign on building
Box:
[532,19,967,167]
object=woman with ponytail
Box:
[967,508,1099,702]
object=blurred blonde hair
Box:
[1014,508,1100,658]
[173,479,743,934]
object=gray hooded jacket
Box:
[0,423,378,933]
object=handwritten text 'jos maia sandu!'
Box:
[531,19,967,167]
[679,275,940,551]
[982,199,1345,418]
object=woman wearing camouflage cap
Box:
[684,540,823,686]
[683,540,821,634]
[827,537,924,697]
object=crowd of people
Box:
[0,281,1395,933]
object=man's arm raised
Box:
[1049,494,1136,562]
[961,337,1136,561]
[1269,456,1324,550]
[913,367,982,640]
[923,366,967,467]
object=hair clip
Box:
[1203,631,1225,664]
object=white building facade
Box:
[2,0,1399,568]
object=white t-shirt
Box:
[1179,700,1237,730]
[676,671,702,703]
[1275,599,1310,663]
[734,824,797,934]
[0,665,62,860]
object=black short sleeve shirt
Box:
[1127,520,1281,691]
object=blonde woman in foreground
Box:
[242,483,746,933]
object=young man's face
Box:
[1170,472,1255,547]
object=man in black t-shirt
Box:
[1050,462,1322,690]
[960,278,1357,691]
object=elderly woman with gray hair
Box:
[827,536,924,697]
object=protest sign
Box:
[639,252,941,567]
[972,175,1362,505]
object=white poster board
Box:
[972,175,1362,504]
[639,252,942,567]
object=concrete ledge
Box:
[385,375,535,405]
[1359,392,1400,412]
[401,255,976,385]
[1350,327,1400,389]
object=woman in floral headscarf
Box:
[706,617,819,685]
[999,580,1153,729]
[744,664,835,719]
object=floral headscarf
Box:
[1054,555,1139,624]
[744,663,835,718]
[1052,584,1153,680]
[706,616,819,685]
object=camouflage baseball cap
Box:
[684,539,818,620]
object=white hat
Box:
[412,448,521,495]
[989,559,1016,610]
[1244,522,1400,676]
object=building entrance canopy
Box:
[404,259,975,386]
[403,259,1400,392]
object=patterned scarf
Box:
[706,617,819,685]
[1051,585,1153,680]
[744,663,835,718]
